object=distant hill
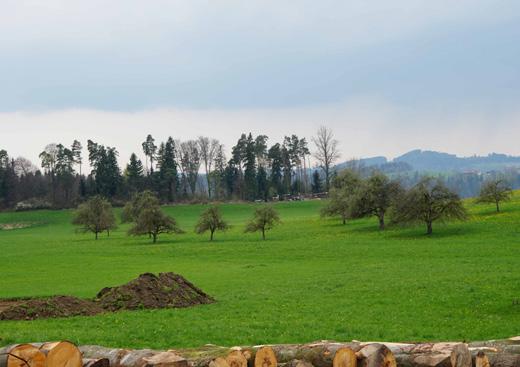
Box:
[340,149,520,173]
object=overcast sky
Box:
[1,0,519,168]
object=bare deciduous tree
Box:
[312,126,340,192]
[179,140,201,196]
[13,157,37,176]
[198,136,220,199]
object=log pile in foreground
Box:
[1,337,520,367]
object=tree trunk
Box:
[152,233,157,243]
[95,231,98,240]
[378,215,385,231]
[342,217,346,225]
[496,200,500,212]
[210,230,215,241]
[262,228,266,240]
[426,221,433,235]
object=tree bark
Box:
[210,230,215,241]
[83,359,110,367]
[426,221,433,235]
[378,215,385,231]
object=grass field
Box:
[0,195,519,349]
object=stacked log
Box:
[2,337,520,367]
[0,344,46,367]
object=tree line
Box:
[0,127,340,210]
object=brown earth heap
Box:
[0,296,104,321]
[95,272,215,311]
[0,272,215,321]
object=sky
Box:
[1,0,520,169]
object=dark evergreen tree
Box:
[267,143,283,196]
[311,170,322,193]
[125,153,144,194]
[243,133,257,200]
[157,137,178,202]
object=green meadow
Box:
[0,196,519,349]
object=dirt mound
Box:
[96,272,215,311]
[0,272,214,321]
[0,295,104,321]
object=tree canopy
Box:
[244,206,281,240]
[476,179,512,212]
[72,195,117,239]
[195,206,229,241]
[392,177,468,235]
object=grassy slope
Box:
[0,196,519,348]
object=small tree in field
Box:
[350,173,402,230]
[72,196,117,239]
[476,179,512,212]
[128,206,183,243]
[195,206,229,241]
[392,177,467,235]
[321,169,360,224]
[245,206,280,240]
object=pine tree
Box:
[157,137,178,202]
[243,133,257,200]
[125,153,144,193]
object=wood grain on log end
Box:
[226,351,247,367]
[333,348,356,367]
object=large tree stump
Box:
[333,348,356,367]
[0,344,46,367]
[255,348,277,367]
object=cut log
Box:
[0,344,46,367]
[476,352,490,367]
[79,346,131,367]
[82,359,109,367]
[357,344,396,367]
[142,351,188,367]
[226,351,247,367]
[255,348,277,367]
[285,360,314,367]
[486,353,520,367]
[39,342,82,367]
[333,348,356,367]
[209,358,229,367]
[450,345,471,367]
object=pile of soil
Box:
[0,272,215,321]
[0,296,104,321]
[96,272,215,311]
